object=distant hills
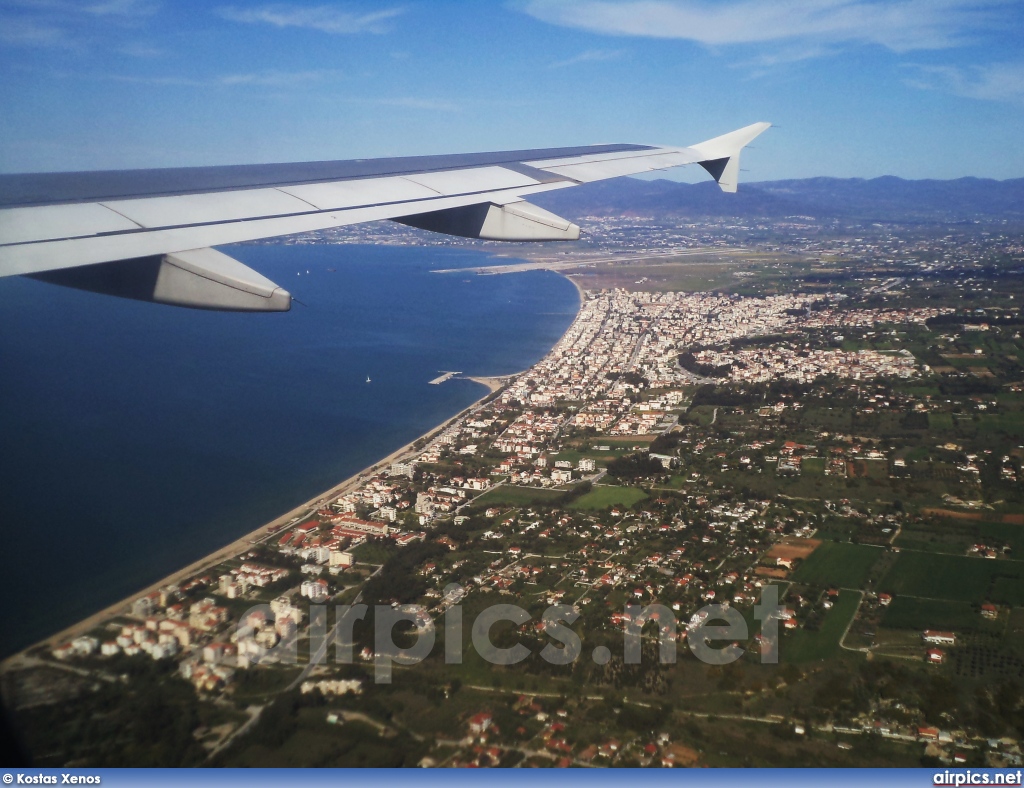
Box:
[529,175,1024,223]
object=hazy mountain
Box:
[529,175,1024,223]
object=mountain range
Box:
[530,175,1024,223]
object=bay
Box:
[0,244,578,656]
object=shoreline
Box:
[464,375,506,393]
[0,378,504,670]
[2,268,584,673]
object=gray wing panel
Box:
[0,125,769,280]
[0,180,578,277]
[0,144,651,208]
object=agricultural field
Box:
[878,552,1024,604]
[472,485,566,508]
[895,516,1024,557]
[568,485,649,511]
[978,412,1024,437]
[880,596,998,633]
[780,590,861,663]
[791,541,885,589]
[767,537,821,562]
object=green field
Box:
[978,412,1024,437]
[881,596,989,632]
[781,590,861,663]
[895,519,1024,557]
[802,457,825,475]
[879,552,1024,604]
[473,485,566,507]
[791,541,884,588]
[992,575,1024,606]
[686,405,718,427]
[568,485,649,511]
[548,446,631,466]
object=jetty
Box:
[428,371,462,385]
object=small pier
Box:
[428,371,462,385]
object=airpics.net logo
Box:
[235,584,783,682]
[933,771,1023,786]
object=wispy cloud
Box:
[0,0,159,49]
[549,48,625,68]
[117,41,165,57]
[85,0,159,18]
[520,0,1008,53]
[371,96,459,112]
[904,62,1024,105]
[216,4,403,34]
[217,69,345,86]
[105,68,344,85]
[737,44,834,68]
[0,16,70,48]
[52,68,346,88]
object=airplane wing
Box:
[0,122,769,312]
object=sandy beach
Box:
[0,376,508,668]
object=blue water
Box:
[0,244,578,655]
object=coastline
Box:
[1,265,585,673]
[464,375,506,393]
[0,378,504,670]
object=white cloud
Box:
[216,4,403,35]
[216,69,344,86]
[117,41,165,57]
[57,68,345,88]
[520,0,1008,53]
[549,48,625,68]
[904,62,1024,105]
[104,73,202,85]
[737,44,834,68]
[0,16,69,47]
[85,0,159,17]
[0,0,159,50]
[371,97,459,112]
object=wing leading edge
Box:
[0,122,769,311]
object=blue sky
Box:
[1,0,1022,181]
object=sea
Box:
[0,244,579,656]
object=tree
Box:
[607,452,665,480]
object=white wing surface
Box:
[0,122,769,311]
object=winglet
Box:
[689,122,771,193]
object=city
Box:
[4,214,1024,768]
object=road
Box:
[287,562,385,692]
[206,704,263,761]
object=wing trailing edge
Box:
[394,200,580,242]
